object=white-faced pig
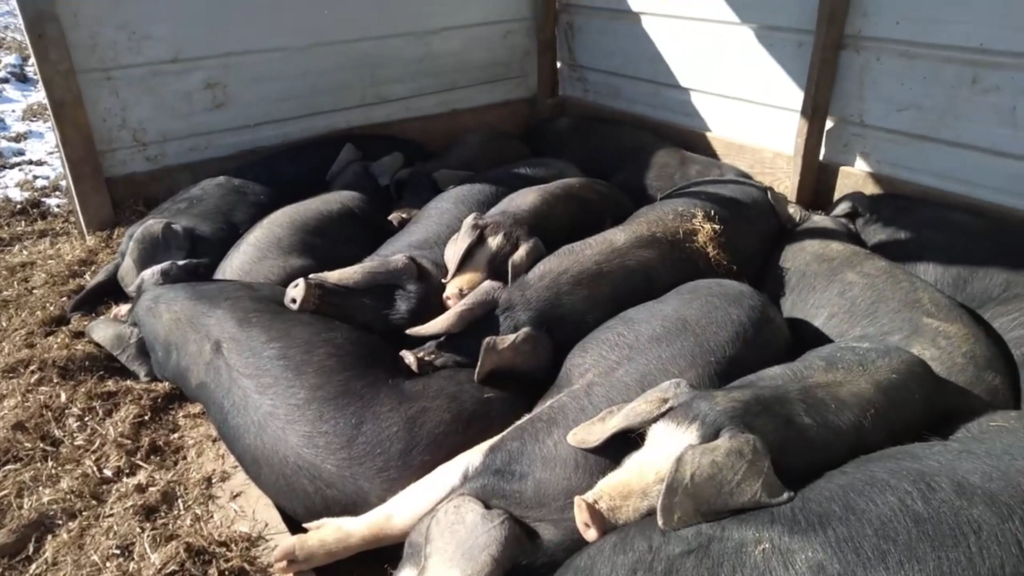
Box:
[386,130,533,229]
[270,279,792,575]
[566,341,988,542]
[404,177,794,382]
[87,281,536,576]
[555,409,1024,576]
[439,177,635,308]
[281,159,582,340]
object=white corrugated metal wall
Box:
[559,0,1024,209]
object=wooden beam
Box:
[535,0,559,115]
[17,0,116,234]
[789,0,851,207]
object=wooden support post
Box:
[536,0,559,116]
[17,0,116,235]
[789,0,851,208]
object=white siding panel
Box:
[100,77,534,177]
[81,20,535,154]
[563,0,819,32]
[830,38,1024,158]
[561,6,811,111]
[56,0,534,72]
[561,0,1024,208]
[561,67,801,154]
[51,0,536,178]
[566,0,1024,53]
[824,122,1024,210]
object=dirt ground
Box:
[0,199,286,575]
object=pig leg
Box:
[272,433,506,574]
[574,420,702,542]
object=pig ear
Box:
[567,379,695,450]
[656,429,793,531]
[432,169,475,191]
[325,142,364,183]
[389,167,414,199]
[118,219,190,291]
[399,495,527,576]
[369,152,406,187]
[475,327,553,383]
[310,254,418,289]
[443,213,484,283]
[405,279,503,337]
[507,238,547,284]
[86,318,156,381]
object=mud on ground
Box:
[0,199,283,575]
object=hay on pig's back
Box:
[0,201,271,575]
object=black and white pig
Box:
[758,204,1017,412]
[386,131,533,229]
[831,191,1024,399]
[281,159,582,340]
[270,279,792,575]
[88,281,536,576]
[527,116,751,206]
[555,409,1024,576]
[212,190,395,287]
[66,141,410,317]
[403,177,793,382]
[437,177,635,309]
[565,341,987,542]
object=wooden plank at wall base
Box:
[562,96,1024,220]
[105,99,535,209]
[563,98,796,195]
[789,0,851,207]
[17,0,115,234]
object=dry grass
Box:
[0,33,28,60]
[664,208,730,272]
[21,102,49,123]
[0,199,272,575]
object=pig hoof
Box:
[400,350,423,373]
[109,303,133,321]
[284,278,316,312]
[400,350,440,375]
[574,496,609,543]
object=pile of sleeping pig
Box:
[68,115,1024,576]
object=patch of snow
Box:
[0,0,66,207]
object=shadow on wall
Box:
[558,0,817,159]
[555,0,912,204]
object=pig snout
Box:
[442,285,470,308]
[574,496,611,543]
[284,278,317,312]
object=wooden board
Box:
[17,0,115,234]
[105,99,536,209]
[557,3,812,154]
[80,20,536,177]
[789,0,851,206]
[536,0,559,108]
[55,0,534,73]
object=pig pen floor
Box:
[0,200,286,575]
